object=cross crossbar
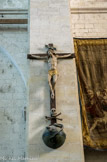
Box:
[27,53,75,60]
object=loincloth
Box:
[48,69,58,76]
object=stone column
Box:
[28,0,84,162]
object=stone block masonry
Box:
[70,0,107,8]
[70,1,107,162]
[70,0,107,38]
[29,0,84,162]
[71,13,107,38]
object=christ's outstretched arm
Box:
[56,53,73,58]
[30,54,47,59]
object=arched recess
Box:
[0,47,27,159]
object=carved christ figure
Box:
[31,44,72,98]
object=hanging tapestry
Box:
[74,38,107,150]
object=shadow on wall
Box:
[85,148,107,162]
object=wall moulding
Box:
[0,9,28,14]
[0,9,28,24]
[0,19,27,24]
[1,7,107,24]
[71,7,107,14]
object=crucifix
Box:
[27,44,75,149]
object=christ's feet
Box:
[51,92,54,99]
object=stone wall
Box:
[70,1,107,162]
[0,0,106,162]
[71,13,107,38]
[0,0,28,161]
[0,24,28,161]
[70,0,107,38]
[29,0,84,162]
[70,0,107,8]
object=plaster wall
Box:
[0,24,28,162]
[0,0,28,9]
[0,0,28,161]
[29,0,84,162]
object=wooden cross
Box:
[27,44,75,125]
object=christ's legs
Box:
[48,74,54,98]
[53,74,57,92]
